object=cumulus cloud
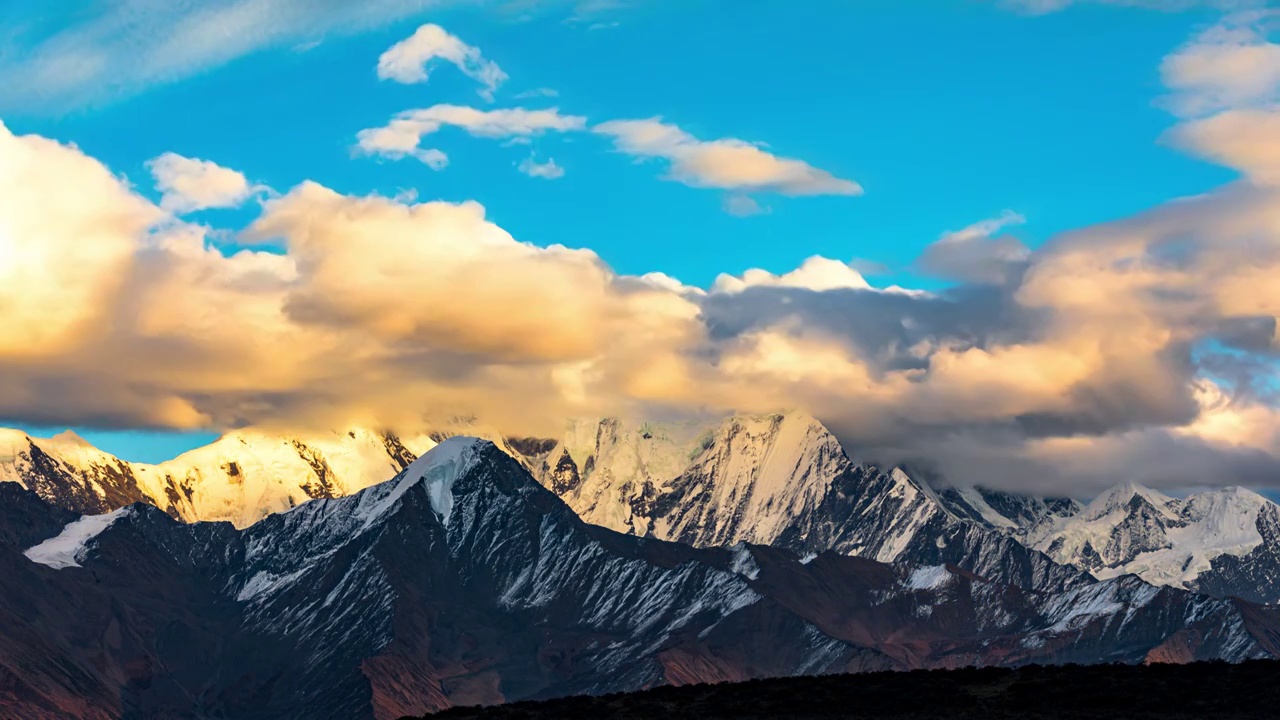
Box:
[917,210,1030,284]
[593,117,862,197]
[0,121,163,357]
[8,7,1280,497]
[711,257,872,294]
[518,156,565,179]
[356,105,586,165]
[147,152,259,213]
[377,23,508,100]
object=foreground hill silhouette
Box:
[412,659,1280,719]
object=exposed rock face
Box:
[5,441,1280,718]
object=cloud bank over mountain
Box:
[1,10,1279,496]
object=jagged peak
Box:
[353,436,490,529]
[1081,481,1177,522]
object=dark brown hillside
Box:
[415,659,1280,719]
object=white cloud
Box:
[594,117,862,197]
[1160,10,1280,116]
[377,23,508,101]
[1159,12,1280,185]
[356,105,586,164]
[147,152,259,213]
[518,156,565,179]
[711,256,872,294]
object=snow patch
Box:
[23,507,132,569]
[730,543,760,580]
[237,567,311,602]
[905,564,952,591]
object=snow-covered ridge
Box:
[353,436,485,528]
[1,425,442,528]
[1029,483,1273,588]
[7,415,1280,601]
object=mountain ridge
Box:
[7,413,1280,602]
[6,438,1280,718]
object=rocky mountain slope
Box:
[6,438,1280,719]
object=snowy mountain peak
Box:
[1080,481,1178,522]
[392,436,488,526]
[1031,482,1280,592]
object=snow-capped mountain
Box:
[0,428,154,516]
[1026,482,1280,603]
[6,438,1280,718]
[9,413,1280,603]
[513,412,1086,593]
[0,426,441,527]
[135,427,442,527]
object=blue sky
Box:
[0,0,1261,463]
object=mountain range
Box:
[6,437,1280,719]
[7,412,1280,601]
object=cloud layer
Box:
[2,8,1280,499]
[5,109,1280,498]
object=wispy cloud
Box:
[355,105,586,166]
[518,156,566,179]
[594,117,862,197]
[515,87,560,99]
[998,0,1256,14]
[0,0,444,113]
